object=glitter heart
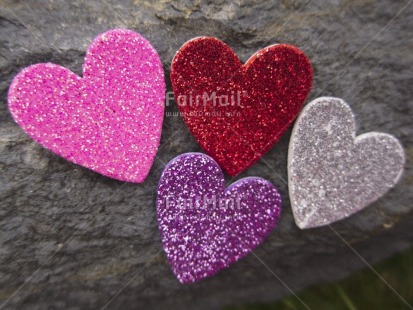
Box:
[8,29,165,183]
[157,153,281,284]
[171,37,312,176]
[288,97,405,229]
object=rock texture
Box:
[0,0,412,309]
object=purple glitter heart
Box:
[157,153,282,284]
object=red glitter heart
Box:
[171,37,312,176]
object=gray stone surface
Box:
[0,0,412,309]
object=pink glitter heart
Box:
[8,29,165,182]
[157,153,282,284]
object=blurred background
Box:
[227,247,413,309]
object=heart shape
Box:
[288,97,405,229]
[157,153,281,284]
[171,37,312,176]
[8,29,165,183]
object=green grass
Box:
[225,246,413,310]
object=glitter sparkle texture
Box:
[288,97,405,229]
[170,37,312,177]
[8,29,165,183]
[157,153,281,284]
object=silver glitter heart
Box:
[288,97,405,229]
